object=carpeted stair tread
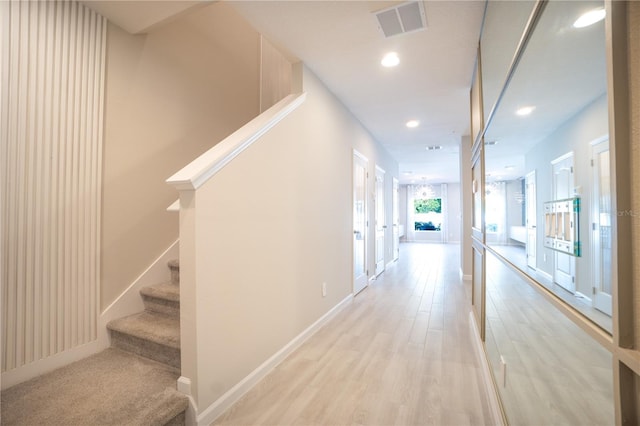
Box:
[140,281,180,302]
[0,348,187,426]
[108,311,180,349]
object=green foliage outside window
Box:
[414,198,441,214]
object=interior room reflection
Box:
[482,0,611,332]
[484,252,614,426]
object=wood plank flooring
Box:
[213,243,493,425]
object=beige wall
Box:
[179,64,398,412]
[629,0,640,347]
[101,2,260,309]
[460,135,472,278]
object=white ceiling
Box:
[85,1,606,186]
[230,1,486,184]
[83,0,484,184]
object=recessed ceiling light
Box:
[426,145,442,151]
[516,106,535,116]
[573,8,605,28]
[381,52,400,67]
[485,140,498,146]
[403,171,413,175]
[505,165,515,170]
[406,119,419,128]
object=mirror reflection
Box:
[480,0,536,120]
[484,252,614,425]
[482,0,611,332]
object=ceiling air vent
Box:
[374,1,426,38]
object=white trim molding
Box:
[167,93,306,191]
[196,294,353,425]
[469,311,505,426]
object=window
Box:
[485,182,505,234]
[414,197,442,231]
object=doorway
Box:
[374,166,386,276]
[591,138,612,316]
[353,150,368,294]
[392,178,399,262]
[525,171,537,270]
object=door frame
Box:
[525,170,537,270]
[590,136,612,316]
[374,165,386,277]
[353,150,369,294]
[392,177,400,262]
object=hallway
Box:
[214,243,493,425]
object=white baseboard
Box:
[177,376,198,426]
[537,269,553,282]
[1,339,105,390]
[469,312,505,426]
[1,240,179,391]
[574,291,592,303]
[459,267,471,281]
[196,294,354,426]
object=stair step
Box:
[141,281,180,317]
[168,259,179,285]
[108,311,180,369]
[0,348,187,426]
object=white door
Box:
[591,139,612,316]
[525,171,537,269]
[374,166,386,276]
[353,151,368,294]
[392,178,400,261]
[551,153,576,293]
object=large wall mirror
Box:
[482,0,611,333]
[480,0,536,122]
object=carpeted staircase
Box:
[1,260,188,426]
[107,260,181,370]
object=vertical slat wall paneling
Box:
[0,0,10,372]
[0,0,106,373]
[259,36,292,113]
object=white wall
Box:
[460,135,473,278]
[505,178,525,244]
[447,183,462,243]
[176,64,398,418]
[525,93,608,296]
[399,185,408,241]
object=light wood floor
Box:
[214,243,493,426]
[489,244,612,332]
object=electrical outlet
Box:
[543,253,547,262]
[322,282,327,297]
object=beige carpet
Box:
[1,348,187,426]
